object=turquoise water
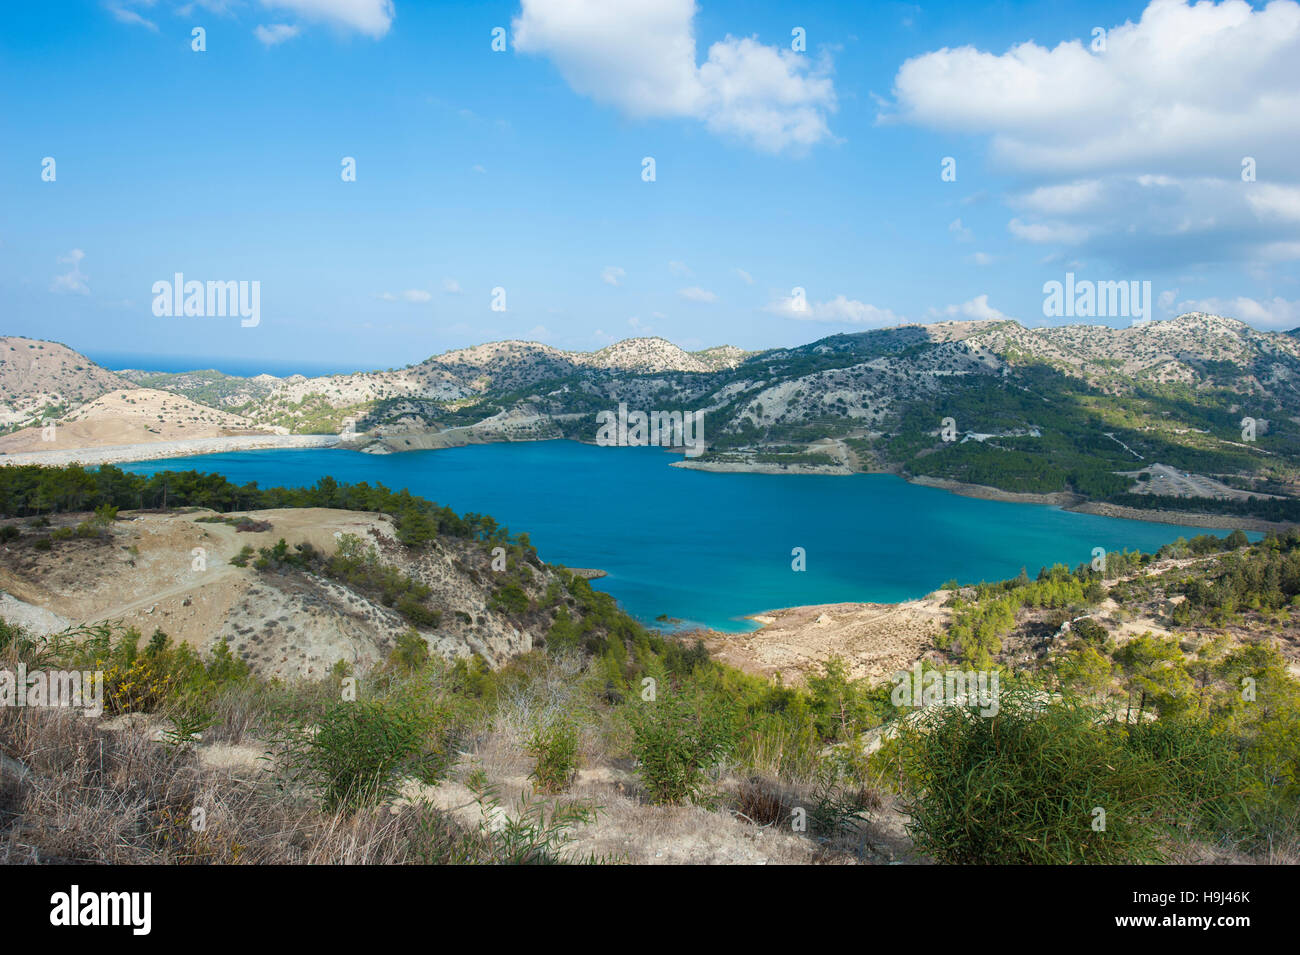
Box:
[119,441,1249,632]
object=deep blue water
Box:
[119,441,1250,632]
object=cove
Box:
[119,440,1252,632]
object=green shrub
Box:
[279,699,435,812]
[389,630,430,673]
[396,595,442,628]
[1072,617,1109,644]
[490,582,530,615]
[626,689,736,805]
[526,717,581,794]
[889,690,1247,864]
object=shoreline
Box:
[3,431,1290,533]
[904,474,1293,532]
[0,433,341,468]
[669,458,852,476]
[697,594,952,686]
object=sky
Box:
[2,0,1299,374]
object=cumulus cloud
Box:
[765,293,903,326]
[255,23,300,45]
[889,0,1300,176]
[51,249,89,296]
[925,295,1014,323]
[1246,183,1300,223]
[734,268,754,284]
[765,291,1016,327]
[890,1,1300,269]
[678,286,717,303]
[1177,295,1300,329]
[512,0,837,152]
[601,266,626,286]
[1005,174,1300,267]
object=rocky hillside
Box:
[7,314,1300,520]
[0,504,605,681]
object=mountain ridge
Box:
[5,312,1299,523]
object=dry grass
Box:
[0,703,478,864]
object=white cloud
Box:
[601,266,626,286]
[259,0,394,38]
[766,293,902,326]
[889,0,1300,176]
[1016,180,1105,215]
[51,249,89,296]
[106,2,159,31]
[442,278,462,294]
[668,260,691,276]
[1177,295,1300,329]
[512,0,837,152]
[968,252,995,266]
[735,268,754,284]
[765,291,1017,327]
[377,289,431,303]
[890,1,1300,269]
[926,294,1014,323]
[1246,183,1300,223]
[1005,174,1300,267]
[255,23,301,45]
[678,286,717,303]
[1008,218,1091,245]
[1257,241,1300,262]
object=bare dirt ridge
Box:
[0,507,570,680]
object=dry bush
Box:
[0,704,484,865]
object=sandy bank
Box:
[699,593,952,686]
[905,474,1082,507]
[1066,501,1293,533]
[0,434,341,467]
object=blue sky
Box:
[2,0,1298,374]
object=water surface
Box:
[120,441,1247,631]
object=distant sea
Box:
[86,352,368,378]
[118,440,1256,633]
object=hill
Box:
[7,313,1300,524]
[0,337,134,432]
